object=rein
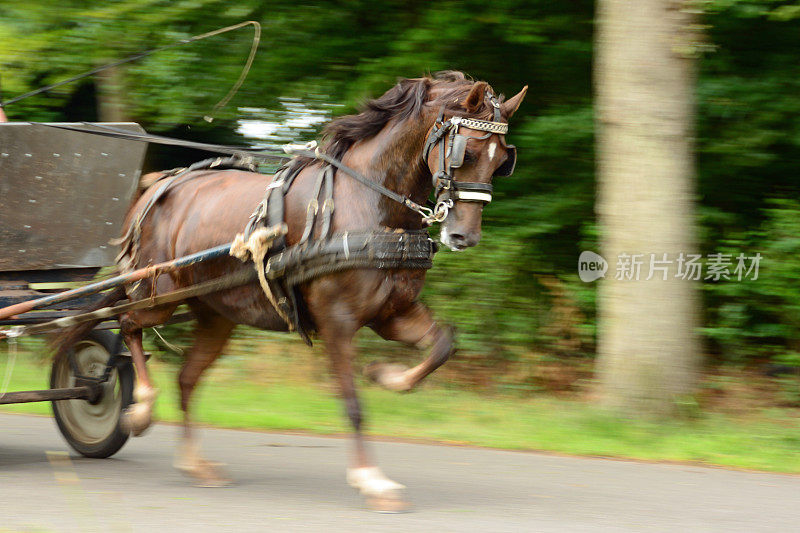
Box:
[283,143,438,223]
[35,122,290,166]
[32,91,516,227]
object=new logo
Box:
[578,251,608,282]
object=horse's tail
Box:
[50,284,128,358]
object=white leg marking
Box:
[122,385,158,436]
[347,467,406,497]
[174,435,230,487]
[370,363,413,391]
[487,140,497,161]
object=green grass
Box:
[3,351,800,474]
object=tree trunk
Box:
[95,66,128,122]
[595,0,701,416]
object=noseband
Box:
[421,93,517,222]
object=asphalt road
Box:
[1,412,799,532]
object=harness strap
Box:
[286,147,433,221]
[487,90,503,123]
[319,166,335,239]
[229,224,291,325]
[265,229,436,286]
[451,181,493,203]
[299,166,327,245]
[423,123,451,162]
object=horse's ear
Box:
[463,81,489,113]
[500,86,528,119]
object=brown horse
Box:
[58,71,526,511]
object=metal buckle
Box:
[433,199,453,223]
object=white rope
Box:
[230,224,292,327]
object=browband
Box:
[451,116,508,135]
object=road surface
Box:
[1,412,798,532]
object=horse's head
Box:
[423,79,527,251]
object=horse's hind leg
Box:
[366,301,455,392]
[174,306,235,487]
[119,305,177,436]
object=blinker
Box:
[447,134,468,169]
[494,144,516,177]
[447,134,516,177]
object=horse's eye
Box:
[463,151,476,164]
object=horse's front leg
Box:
[318,322,410,512]
[365,301,455,392]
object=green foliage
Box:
[695,1,800,367]
[703,201,800,362]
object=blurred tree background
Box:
[1,0,800,393]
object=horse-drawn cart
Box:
[0,71,525,510]
[0,122,146,457]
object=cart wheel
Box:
[50,330,134,458]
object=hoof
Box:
[121,386,158,436]
[177,459,232,488]
[367,495,412,513]
[363,362,413,392]
[198,478,231,489]
[121,403,153,437]
[347,466,410,512]
[194,469,232,489]
[175,440,231,487]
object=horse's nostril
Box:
[450,233,467,245]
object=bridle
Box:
[421,92,517,223]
